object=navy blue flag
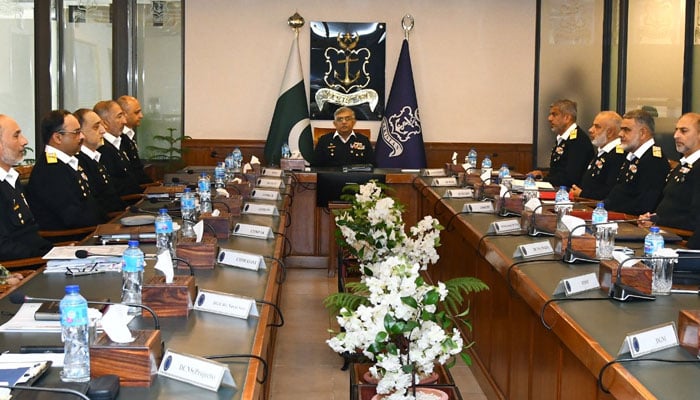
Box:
[375,39,426,168]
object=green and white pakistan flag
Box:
[264,35,314,166]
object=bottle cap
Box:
[650,226,660,233]
[200,172,207,177]
[159,208,168,214]
[65,284,80,294]
[184,188,191,193]
[560,186,567,191]
[128,240,140,247]
[597,202,604,208]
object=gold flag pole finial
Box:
[288,12,305,37]
[402,14,414,40]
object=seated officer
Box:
[570,111,626,200]
[27,110,103,230]
[0,115,52,260]
[313,107,374,167]
[639,112,700,249]
[74,108,126,215]
[93,100,143,196]
[604,109,669,215]
[117,95,152,184]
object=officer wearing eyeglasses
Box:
[26,110,104,233]
[313,107,375,167]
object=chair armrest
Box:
[39,226,96,239]
[0,256,46,270]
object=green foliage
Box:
[322,282,369,315]
[146,127,192,160]
[444,276,489,316]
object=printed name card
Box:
[446,188,474,198]
[487,219,521,234]
[232,223,273,239]
[242,203,279,216]
[462,201,494,213]
[431,177,458,187]
[553,272,600,296]
[421,168,447,177]
[261,167,284,177]
[250,189,282,201]
[158,349,236,391]
[217,249,266,271]
[618,322,678,358]
[256,177,285,189]
[513,240,554,258]
[194,289,260,319]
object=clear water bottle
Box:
[224,151,235,181]
[555,186,571,231]
[198,172,212,214]
[232,147,243,172]
[592,202,608,225]
[480,155,493,184]
[523,174,539,203]
[281,142,291,159]
[214,162,226,189]
[498,164,511,187]
[466,148,477,172]
[644,226,665,257]
[122,240,144,316]
[155,208,175,258]
[180,187,196,238]
[60,284,90,382]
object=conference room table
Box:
[413,177,700,399]
[0,183,290,400]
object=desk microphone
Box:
[496,188,522,217]
[526,202,553,237]
[9,292,161,330]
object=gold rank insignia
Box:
[615,145,624,154]
[652,146,662,158]
[46,152,58,164]
[570,129,577,139]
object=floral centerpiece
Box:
[326,181,488,399]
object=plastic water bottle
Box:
[466,148,477,173]
[480,155,493,184]
[644,226,665,257]
[555,186,571,231]
[60,284,90,382]
[121,240,145,316]
[592,202,608,225]
[281,142,291,159]
[523,174,539,203]
[180,187,196,238]
[232,147,243,171]
[498,164,511,187]
[198,172,212,214]
[224,151,235,181]
[214,162,226,189]
[155,208,175,258]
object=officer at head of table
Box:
[312,106,375,168]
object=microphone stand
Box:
[527,202,554,237]
[562,221,599,264]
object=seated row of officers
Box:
[0,96,152,261]
[530,99,699,249]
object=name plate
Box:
[513,240,554,258]
[232,223,273,239]
[158,349,236,391]
[261,167,284,177]
[431,177,458,187]
[618,322,678,358]
[194,289,260,319]
[462,201,494,213]
[217,248,266,271]
[256,177,285,189]
[488,219,521,234]
[553,272,600,296]
[421,168,447,177]
[242,202,279,216]
[250,189,282,201]
[446,188,474,198]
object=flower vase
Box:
[370,387,449,400]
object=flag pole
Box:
[402,14,414,41]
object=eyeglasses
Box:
[335,116,355,122]
[57,129,82,135]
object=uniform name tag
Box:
[250,189,281,200]
[256,178,285,189]
[513,241,554,258]
[488,219,521,234]
[421,168,447,177]
[446,188,474,198]
[553,272,600,296]
[618,322,678,358]
[217,249,266,271]
[158,349,236,391]
[431,177,458,187]
[462,202,494,213]
[232,223,273,239]
[194,289,259,319]
[261,167,284,177]
[242,203,279,216]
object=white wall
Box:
[185,0,536,144]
